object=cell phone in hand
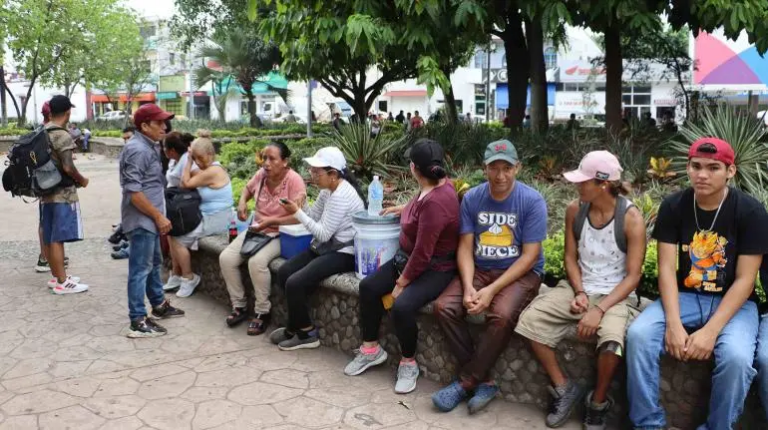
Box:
[279,198,289,204]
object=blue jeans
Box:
[626,292,758,430]
[127,228,165,320]
[755,314,768,422]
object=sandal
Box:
[247,313,271,336]
[226,307,248,328]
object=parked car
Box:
[96,111,127,121]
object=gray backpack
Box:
[572,196,632,253]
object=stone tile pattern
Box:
[192,235,768,430]
[0,238,588,430]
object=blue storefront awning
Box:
[496,83,555,109]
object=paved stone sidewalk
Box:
[0,156,582,430]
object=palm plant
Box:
[668,105,768,194]
[332,122,408,181]
[194,28,285,128]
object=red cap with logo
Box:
[688,137,735,166]
[133,104,175,128]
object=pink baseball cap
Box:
[563,151,623,183]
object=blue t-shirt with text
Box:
[460,181,548,273]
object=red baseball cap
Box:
[688,137,735,166]
[41,101,51,116]
[133,104,175,128]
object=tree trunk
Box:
[604,24,623,133]
[4,84,21,121]
[440,64,459,124]
[18,80,35,127]
[0,66,7,126]
[64,83,71,99]
[352,91,367,123]
[246,91,261,128]
[526,18,548,133]
[501,12,529,130]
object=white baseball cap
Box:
[563,150,623,183]
[304,147,347,172]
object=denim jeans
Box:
[755,314,768,422]
[626,292,758,430]
[127,228,165,320]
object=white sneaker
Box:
[163,275,183,291]
[394,360,419,394]
[47,276,81,289]
[176,274,201,298]
[52,278,88,295]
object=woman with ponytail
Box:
[344,138,460,395]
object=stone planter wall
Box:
[186,235,767,430]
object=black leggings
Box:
[359,260,454,358]
[276,249,355,331]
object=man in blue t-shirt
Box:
[432,139,548,414]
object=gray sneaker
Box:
[344,347,388,376]
[278,330,320,351]
[269,327,293,345]
[583,390,613,430]
[394,360,419,394]
[546,380,586,428]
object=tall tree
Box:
[256,1,424,119]
[194,28,283,127]
[2,0,136,125]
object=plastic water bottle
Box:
[368,175,383,216]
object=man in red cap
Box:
[120,104,185,338]
[626,137,768,429]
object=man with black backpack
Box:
[42,95,90,294]
[120,104,185,338]
[515,151,646,429]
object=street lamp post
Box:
[485,42,491,123]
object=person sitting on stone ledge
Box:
[218,141,306,336]
[515,151,646,429]
[344,139,459,394]
[626,137,768,430]
[431,139,548,414]
[269,147,365,351]
[751,256,768,423]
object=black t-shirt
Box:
[652,187,768,298]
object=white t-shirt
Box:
[577,200,631,295]
[166,153,198,188]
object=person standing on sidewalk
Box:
[516,151,646,429]
[42,96,89,295]
[431,139,548,414]
[120,104,185,338]
[344,139,459,394]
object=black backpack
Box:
[2,126,73,198]
[165,187,203,237]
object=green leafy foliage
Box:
[668,105,768,195]
[331,123,408,181]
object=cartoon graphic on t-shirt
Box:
[683,230,728,292]
[476,212,519,259]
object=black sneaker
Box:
[127,317,168,338]
[35,256,50,273]
[583,390,613,430]
[545,380,586,428]
[112,242,129,252]
[151,300,185,319]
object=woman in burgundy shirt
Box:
[344,139,460,394]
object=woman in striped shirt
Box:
[269,147,365,351]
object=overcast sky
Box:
[123,0,177,19]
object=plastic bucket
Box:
[352,211,401,279]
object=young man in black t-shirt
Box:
[625,137,768,430]
[756,261,768,422]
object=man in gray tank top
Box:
[516,151,647,429]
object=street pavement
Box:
[0,154,581,429]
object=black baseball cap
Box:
[49,95,75,115]
[407,138,445,170]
